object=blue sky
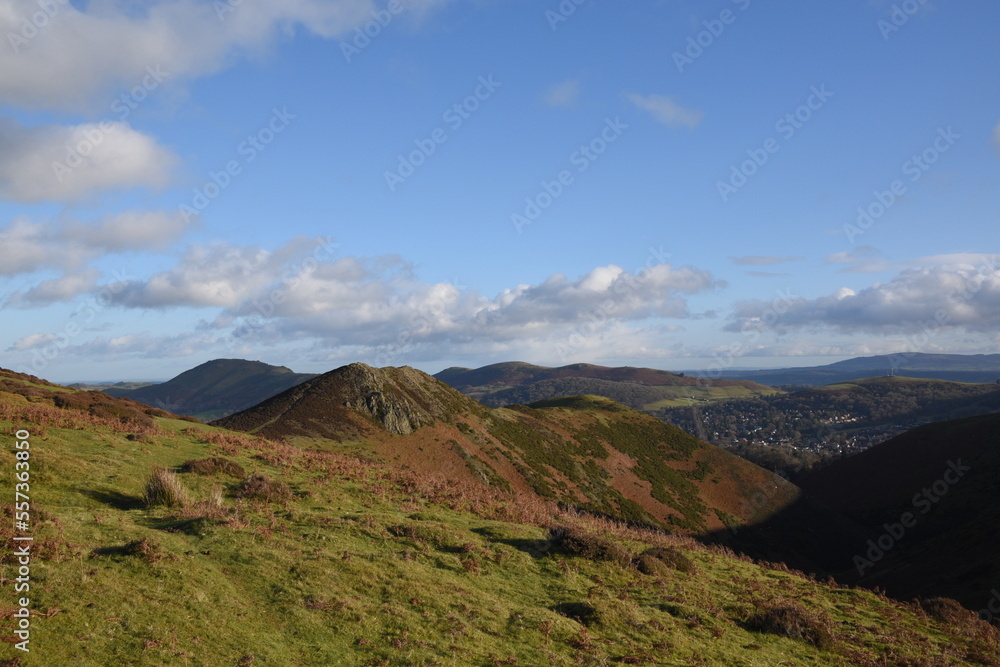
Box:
[1,0,998,383]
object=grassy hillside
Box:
[2,368,999,665]
[111,359,317,421]
[214,365,796,535]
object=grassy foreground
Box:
[1,373,999,666]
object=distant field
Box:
[643,385,782,410]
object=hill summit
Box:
[107,358,316,421]
[215,362,474,439]
[216,363,807,536]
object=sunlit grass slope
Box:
[1,369,998,666]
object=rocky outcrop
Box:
[331,363,426,434]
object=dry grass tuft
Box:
[143,467,189,508]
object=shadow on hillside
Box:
[85,488,145,510]
[470,527,554,558]
[698,493,873,583]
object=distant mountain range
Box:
[98,354,1000,424]
[104,359,316,421]
[714,353,1000,386]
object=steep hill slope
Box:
[2,366,998,665]
[109,358,317,421]
[435,361,779,410]
[796,412,1000,610]
[215,363,795,535]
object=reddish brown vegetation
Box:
[181,457,246,478]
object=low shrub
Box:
[546,525,630,566]
[632,553,670,577]
[641,546,695,574]
[747,601,836,649]
[236,473,292,503]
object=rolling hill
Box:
[214,363,795,535]
[435,361,780,411]
[3,365,998,665]
[106,358,317,421]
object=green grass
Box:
[2,374,998,665]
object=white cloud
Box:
[110,237,340,309]
[627,93,702,129]
[726,256,1000,335]
[7,333,60,353]
[0,118,177,202]
[64,210,191,252]
[17,269,102,305]
[824,246,889,274]
[543,79,580,107]
[0,217,84,276]
[102,239,722,352]
[0,210,190,277]
[4,244,722,372]
[0,0,451,112]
